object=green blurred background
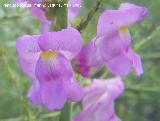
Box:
[0,0,160,121]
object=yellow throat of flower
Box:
[119,26,129,34]
[41,51,57,59]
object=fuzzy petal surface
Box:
[39,27,82,59]
[75,39,102,77]
[128,49,143,76]
[67,79,84,102]
[40,80,67,110]
[98,32,132,76]
[16,35,40,79]
[35,53,73,82]
[97,3,148,36]
[74,77,124,121]
[27,80,42,105]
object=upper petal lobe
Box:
[39,27,82,59]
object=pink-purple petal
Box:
[40,80,67,110]
[67,79,84,102]
[75,39,102,77]
[74,77,124,121]
[84,77,124,107]
[27,80,42,105]
[128,49,143,76]
[98,32,123,61]
[16,35,40,79]
[35,53,73,82]
[119,27,132,51]
[97,3,148,36]
[110,115,121,121]
[97,31,133,76]
[38,27,82,59]
[105,54,132,76]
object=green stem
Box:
[76,0,102,32]
[54,0,68,31]
[0,112,60,121]
[142,52,160,60]
[134,26,160,51]
[126,85,160,93]
[59,102,72,121]
[45,0,68,31]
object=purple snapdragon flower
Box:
[75,3,148,76]
[74,77,124,121]
[16,27,84,110]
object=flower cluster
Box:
[16,1,148,121]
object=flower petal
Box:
[75,39,102,77]
[67,79,84,102]
[105,54,132,76]
[16,35,40,79]
[83,77,124,108]
[97,31,133,76]
[83,83,106,110]
[98,32,123,61]
[74,77,124,121]
[110,115,121,121]
[128,49,143,76]
[74,102,115,121]
[40,80,67,110]
[39,27,82,59]
[97,3,148,36]
[118,26,131,50]
[35,53,73,82]
[27,80,42,105]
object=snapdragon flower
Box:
[75,3,148,76]
[16,27,84,110]
[74,77,124,121]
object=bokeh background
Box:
[0,0,160,121]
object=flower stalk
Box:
[49,0,72,121]
[59,102,72,121]
[48,0,68,30]
[76,0,102,32]
[54,0,68,30]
